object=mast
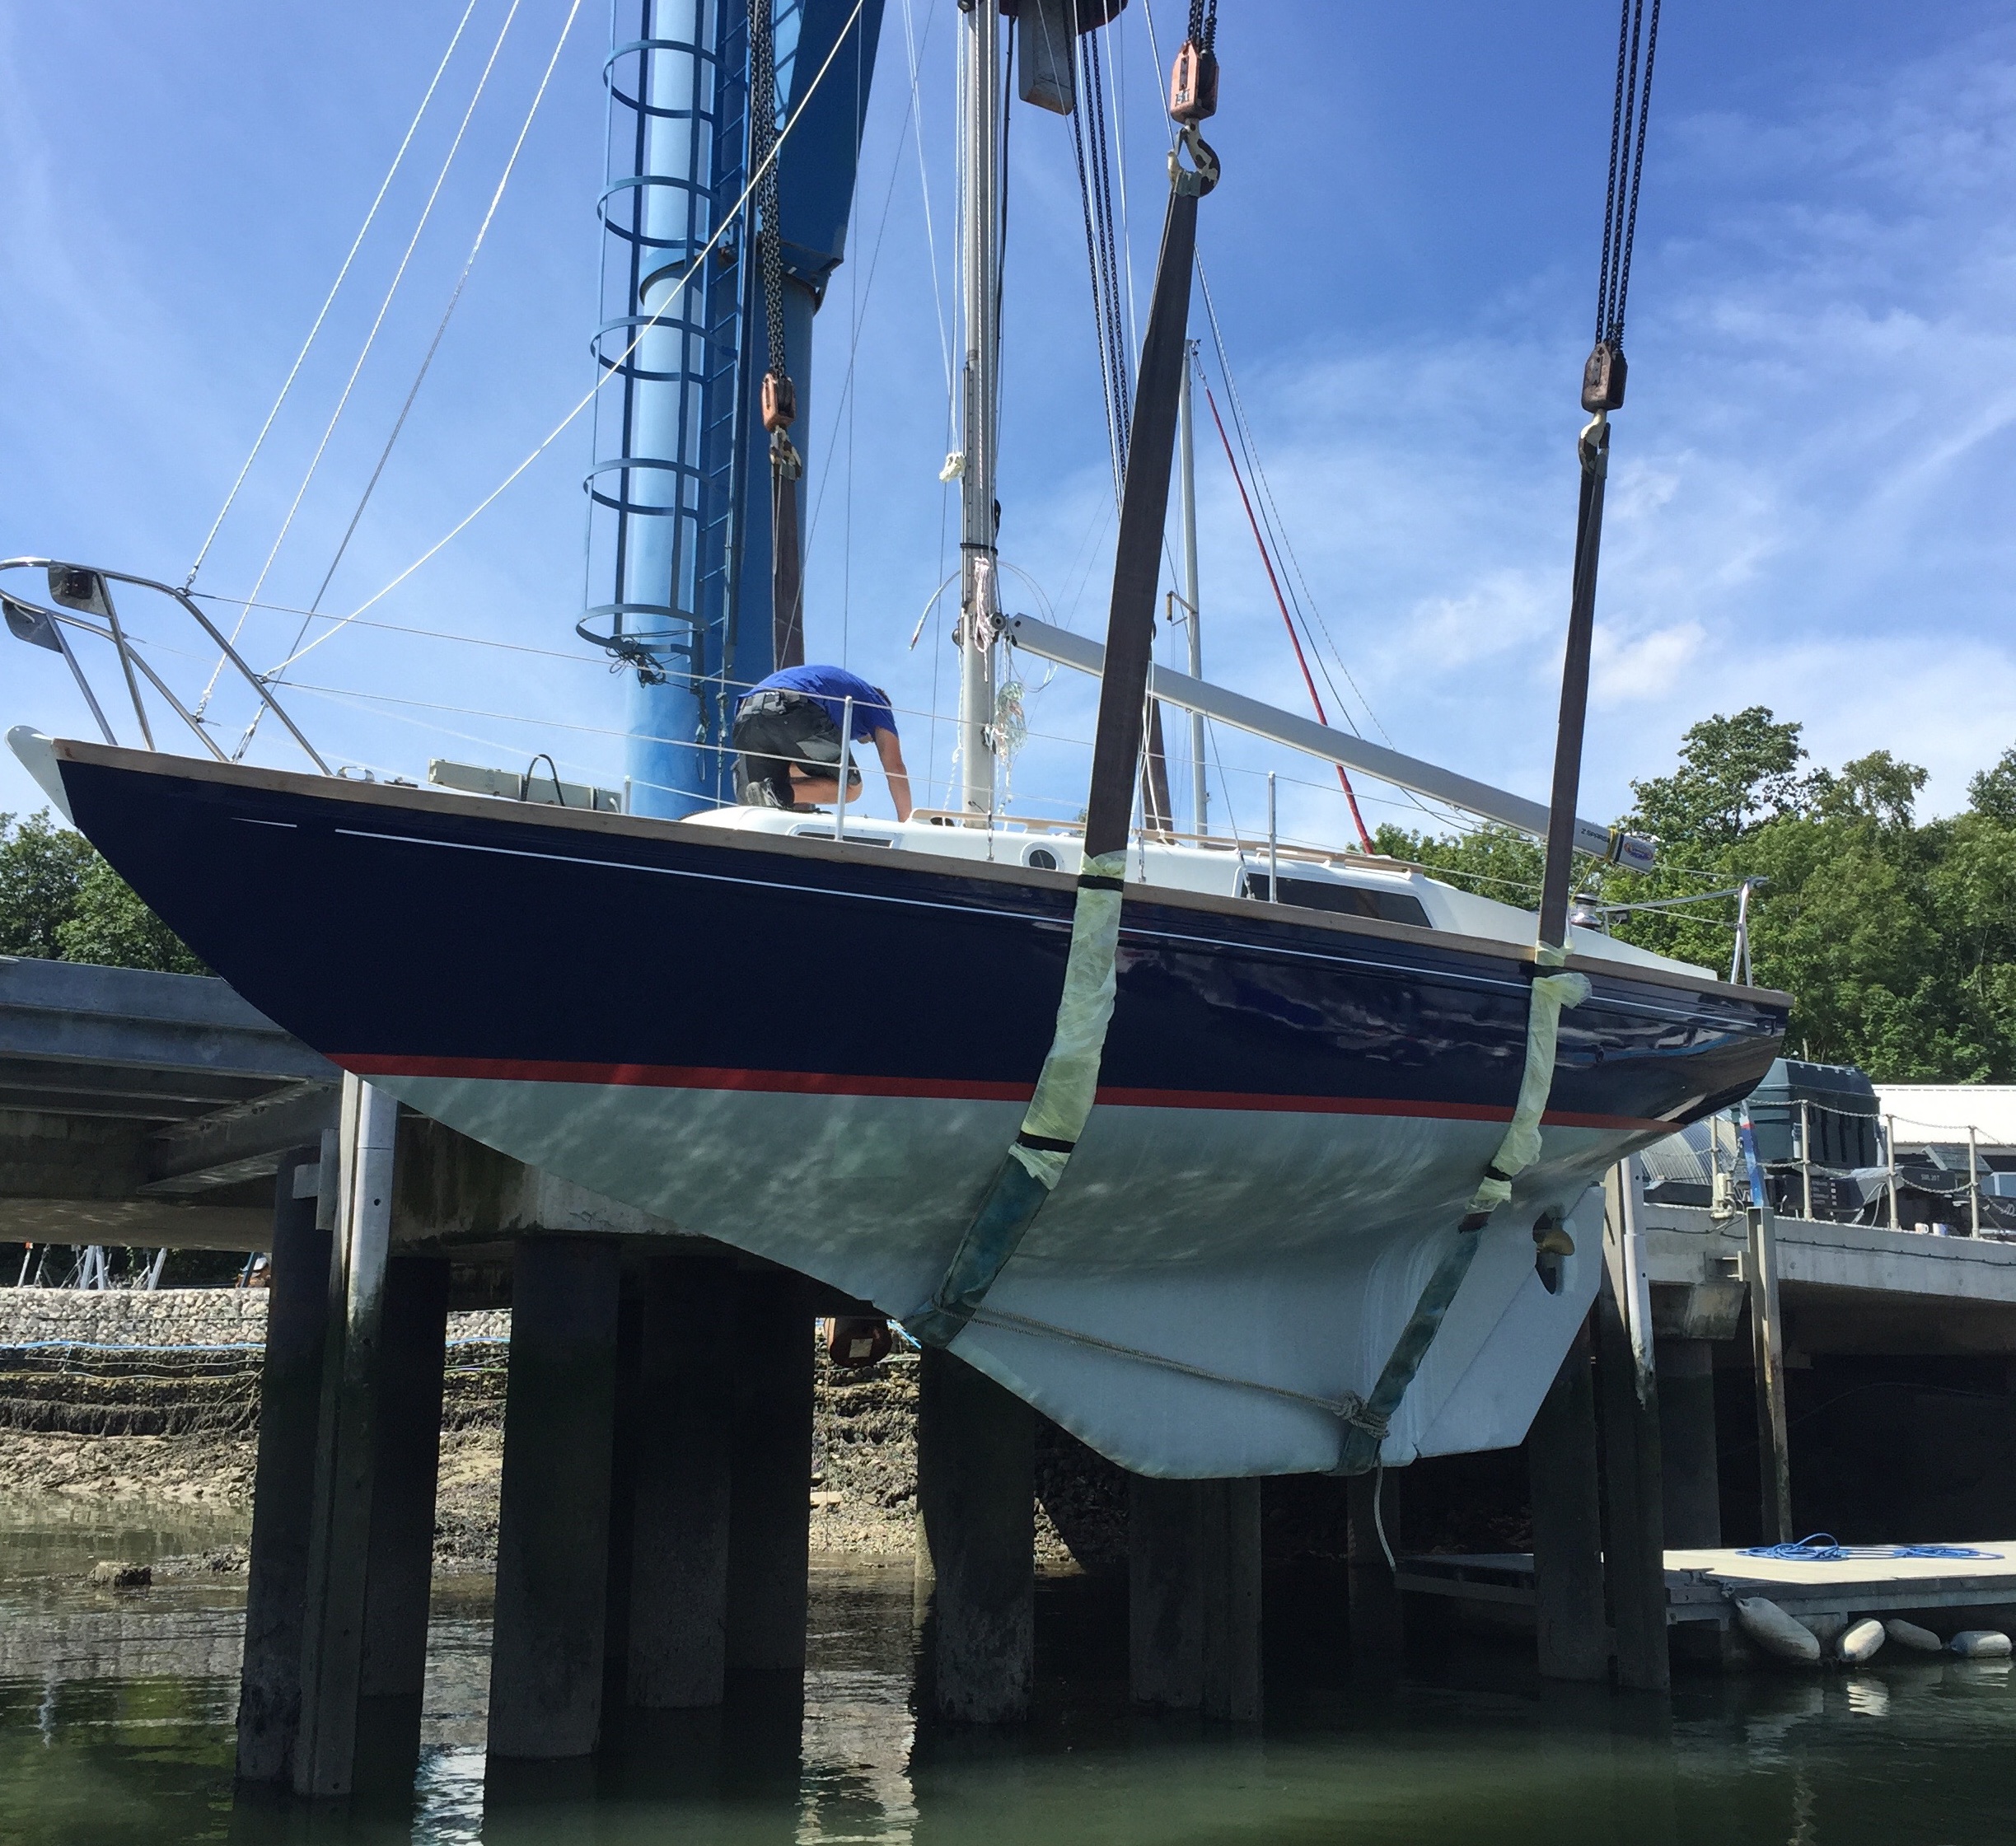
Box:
[1176,341,1205,834]
[956,0,1002,820]
[586,2,886,820]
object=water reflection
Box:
[5,1506,2016,1845]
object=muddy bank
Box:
[0,1291,1138,1573]
[810,1354,1130,1569]
[0,1425,504,1571]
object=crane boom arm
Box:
[1004,613,1652,869]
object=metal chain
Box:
[1594,0,1631,345]
[1613,0,1662,343]
[1186,0,1217,54]
[1594,0,1661,348]
[751,0,786,379]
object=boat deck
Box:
[1397,1544,2016,1629]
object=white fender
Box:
[1949,1629,2012,1659]
[1838,1619,1885,1663]
[1885,1618,1944,1652]
[1733,1596,1819,1662]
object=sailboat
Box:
[4,0,1784,1480]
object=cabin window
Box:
[1027,846,1059,870]
[789,826,894,848]
[1241,871,1430,928]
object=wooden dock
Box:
[1398,1544,2016,1638]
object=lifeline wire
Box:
[897,0,955,404]
[96,605,1630,884]
[264,0,869,680]
[249,0,585,748]
[182,0,483,594]
[200,0,530,716]
[1199,372,1373,852]
[123,618,1437,816]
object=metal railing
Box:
[1,558,330,774]
[1644,1095,2016,1241]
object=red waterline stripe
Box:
[339,1055,1031,1103]
[335,1054,1669,1134]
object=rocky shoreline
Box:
[0,1288,1134,1574]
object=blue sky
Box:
[2,1,2012,850]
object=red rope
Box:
[1200,381,1373,853]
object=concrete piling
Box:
[606,1252,736,1709]
[1130,1477,1204,1708]
[914,1347,1035,1724]
[355,1255,450,1782]
[1197,1480,1262,1722]
[294,1079,397,1797]
[488,1236,621,1760]
[1596,1251,1669,1693]
[724,1269,816,1680]
[234,1143,333,1786]
[1128,1478,1262,1720]
[1746,1202,1794,1543]
[1527,1321,1608,1682]
[1656,1339,1722,1549]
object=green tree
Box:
[1627,706,1817,848]
[0,809,203,974]
[1967,745,2016,828]
[1379,711,2016,1085]
[0,810,97,956]
[1371,820,1545,909]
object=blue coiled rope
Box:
[1738,1533,2004,1563]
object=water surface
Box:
[3,1503,2012,1845]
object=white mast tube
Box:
[956,0,1001,820]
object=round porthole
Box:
[1027,847,1059,871]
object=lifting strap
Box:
[908,91,1221,1351]
[1334,0,1660,1474]
[751,0,805,671]
[1332,955,1590,1475]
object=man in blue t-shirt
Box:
[731,664,914,820]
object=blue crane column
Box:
[582,0,886,819]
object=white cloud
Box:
[1590,621,1706,706]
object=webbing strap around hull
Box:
[908,153,1209,1350]
[905,854,1124,1347]
[1333,962,1591,1474]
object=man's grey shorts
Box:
[731,690,861,807]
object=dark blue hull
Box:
[51,744,1784,1133]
